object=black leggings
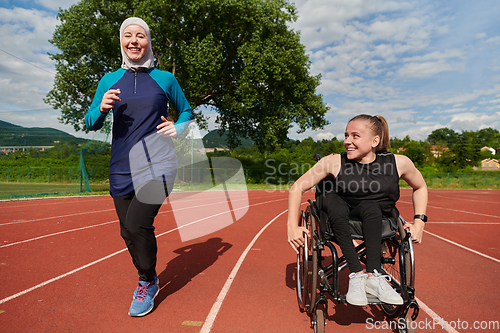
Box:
[112,181,168,282]
[321,192,383,273]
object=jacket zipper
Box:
[134,72,137,94]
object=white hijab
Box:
[120,17,155,71]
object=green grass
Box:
[0,182,282,199]
[3,174,499,200]
[0,182,109,199]
[172,183,283,192]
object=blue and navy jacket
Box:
[85,68,193,196]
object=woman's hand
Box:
[404,220,424,244]
[100,89,121,113]
[287,224,310,253]
[156,116,177,138]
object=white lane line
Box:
[0,196,287,305]
[200,209,289,333]
[0,209,115,226]
[0,192,278,227]
[416,296,460,333]
[432,193,499,205]
[0,196,286,248]
[424,230,500,263]
[0,221,116,248]
[398,200,500,220]
[0,248,128,305]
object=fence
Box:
[0,166,82,184]
[420,172,500,188]
[0,166,499,199]
[0,166,248,198]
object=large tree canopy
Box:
[426,127,458,146]
[46,0,329,150]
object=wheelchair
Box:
[296,179,419,333]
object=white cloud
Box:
[424,85,500,106]
[432,107,468,114]
[314,132,335,141]
[34,0,78,11]
[0,7,58,111]
[290,0,469,102]
[446,112,500,131]
[398,60,465,78]
[0,7,58,57]
[291,0,413,50]
[402,49,463,62]
[485,36,500,45]
[475,32,487,39]
[478,98,500,105]
[397,125,437,141]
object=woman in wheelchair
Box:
[287,114,428,307]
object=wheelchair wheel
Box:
[307,205,320,316]
[313,303,326,333]
[296,211,309,311]
[380,218,414,318]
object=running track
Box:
[0,189,499,332]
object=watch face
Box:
[415,214,427,222]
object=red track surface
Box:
[0,189,499,332]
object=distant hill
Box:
[202,130,254,148]
[0,120,21,128]
[0,120,89,146]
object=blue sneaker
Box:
[128,275,159,317]
[132,274,158,299]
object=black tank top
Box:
[333,152,400,214]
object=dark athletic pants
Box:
[322,192,383,273]
[112,181,169,282]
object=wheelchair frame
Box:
[296,198,420,333]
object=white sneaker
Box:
[365,270,403,305]
[346,272,368,306]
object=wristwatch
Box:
[414,214,427,222]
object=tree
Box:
[450,131,481,169]
[427,128,458,146]
[476,127,500,147]
[401,141,426,168]
[45,0,329,150]
[390,135,411,152]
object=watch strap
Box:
[414,214,427,222]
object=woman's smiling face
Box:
[344,119,379,163]
[121,25,148,62]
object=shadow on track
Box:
[154,237,232,307]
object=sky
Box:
[1,0,500,143]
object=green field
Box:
[0,182,282,199]
[1,171,499,200]
[0,182,110,199]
